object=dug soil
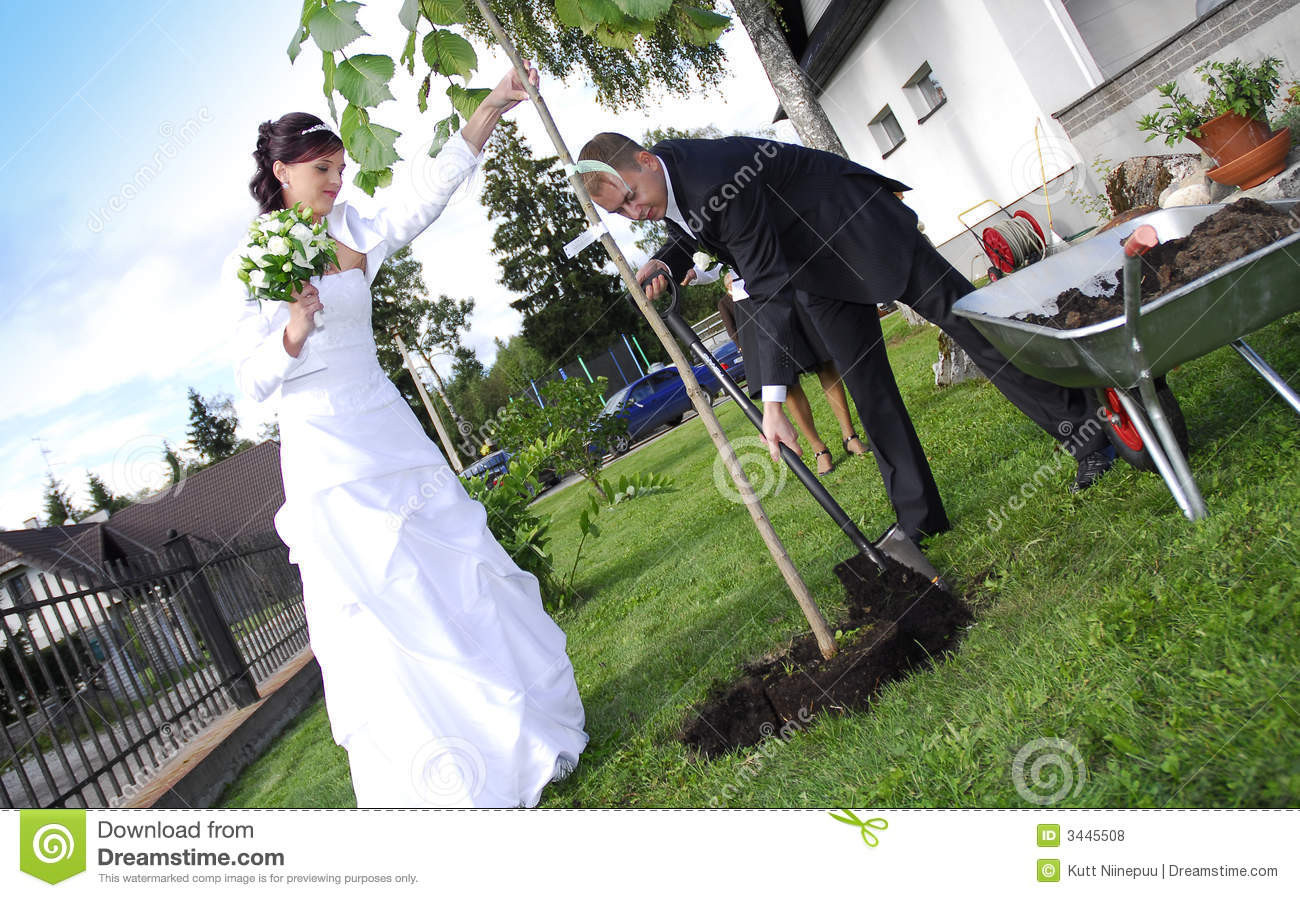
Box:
[1027,198,1297,330]
[679,556,973,758]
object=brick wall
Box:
[1055,0,1300,137]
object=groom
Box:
[577,132,1114,541]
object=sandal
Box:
[814,448,834,476]
[842,432,870,457]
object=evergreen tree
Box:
[86,472,128,514]
[369,244,455,445]
[41,473,78,526]
[480,119,646,364]
[185,388,240,468]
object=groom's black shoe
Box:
[1071,445,1117,493]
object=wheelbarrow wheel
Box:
[1095,379,1189,473]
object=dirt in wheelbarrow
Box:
[1026,198,1299,330]
[679,556,973,758]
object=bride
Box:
[225,64,587,808]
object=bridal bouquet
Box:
[236,203,338,326]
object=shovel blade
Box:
[874,524,950,593]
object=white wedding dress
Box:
[226,134,587,808]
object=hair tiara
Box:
[300,122,334,136]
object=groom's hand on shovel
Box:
[762,401,802,463]
[635,260,672,302]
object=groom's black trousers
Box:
[795,232,1107,539]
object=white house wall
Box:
[1063,0,1203,77]
[1066,3,1300,170]
[813,0,1106,278]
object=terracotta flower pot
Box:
[1189,112,1275,166]
[1206,129,1294,188]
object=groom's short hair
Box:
[578,132,647,192]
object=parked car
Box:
[459,450,561,490]
[592,355,742,456]
[459,450,511,489]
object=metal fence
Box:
[519,313,735,406]
[0,531,306,808]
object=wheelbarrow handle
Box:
[1124,224,1159,257]
[636,276,890,573]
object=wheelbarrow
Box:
[637,276,950,590]
[952,200,1300,520]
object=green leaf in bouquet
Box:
[336,54,397,107]
[340,103,400,170]
[398,0,420,31]
[446,83,490,120]
[422,28,477,80]
[307,0,366,53]
[428,113,460,155]
[419,0,467,25]
[353,167,394,196]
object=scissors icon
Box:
[829,809,889,847]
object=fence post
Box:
[162,532,259,708]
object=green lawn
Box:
[218,312,1300,809]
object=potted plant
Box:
[1138,56,1291,187]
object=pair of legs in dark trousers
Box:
[795,232,1106,540]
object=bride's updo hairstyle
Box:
[249,112,346,213]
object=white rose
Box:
[244,245,267,267]
[289,222,313,243]
[249,269,268,289]
[292,250,310,268]
[267,235,289,256]
[301,241,320,261]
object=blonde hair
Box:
[578,132,647,193]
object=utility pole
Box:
[393,333,464,473]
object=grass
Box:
[218,311,1300,808]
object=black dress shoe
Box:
[1071,445,1117,493]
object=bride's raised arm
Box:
[360,63,539,257]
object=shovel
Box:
[639,276,950,592]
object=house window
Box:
[904,62,947,123]
[869,106,906,158]
[3,574,33,610]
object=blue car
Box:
[595,353,743,456]
[459,450,560,490]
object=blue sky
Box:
[0,1,795,529]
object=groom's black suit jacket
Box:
[650,136,918,386]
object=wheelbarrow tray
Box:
[952,201,1300,389]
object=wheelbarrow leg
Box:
[1120,226,1208,521]
[1113,386,1208,521]
[1231,339,1300,416]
